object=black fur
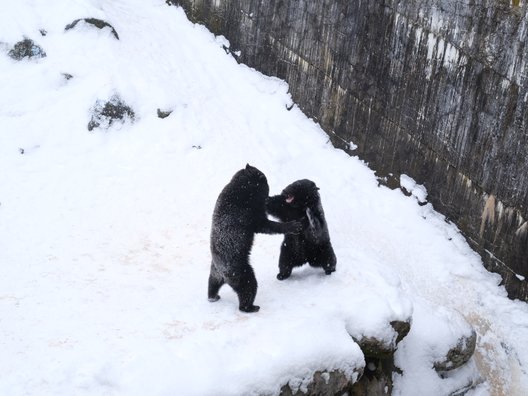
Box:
[266,179,336,280]
[208,165,301,312]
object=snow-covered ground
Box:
[1,1,527,395]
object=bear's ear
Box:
[245,163,251,169]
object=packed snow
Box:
[1,1,528,395]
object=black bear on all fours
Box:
[208,164,301,313]
[266,179,336,280]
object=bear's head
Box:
[266,179,320,221]
[229,164,270,204]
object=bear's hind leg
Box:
[323,246,337,275]
[230,267,260,313]
[308,245,336,275]
[277,239,301,280]
[277,266,293,280]
[208,264,224,302]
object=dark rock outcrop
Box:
[352,356,397,396]
[172,0,528,301]
[352,320,411,360]
[390,321,411,345]
[8,38,46,60]
[65,18,120,40]
[276,318,411,395]
[88,95,135,131]
[348,319,411,394]
[280,370,358,396]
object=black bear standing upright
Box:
[208,164,301,313]
[266,179,336,280]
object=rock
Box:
[376,172,401,191]
[434,329,477,372]
[354,336,394,360]
[352,356,395,396]
[279,369,359,396]
[390,320,411,345]
[157,108,172,119]
[8,38,46,60]
[65,18,119,40]
[88,95,135,131]
[351,319,411,359]
[18,145,40,155]
[345,319,411,394]
[401,302,478,375]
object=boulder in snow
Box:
[8,38,46,60]
[344,319,411,393]
[65,18,119,40]
[279,369,360,396]
[157,108,172,119]
[88,95,135,131]
[396,302,478,376]
[353,357,396,396]
[352,319,412,359]
[433,329,477,372]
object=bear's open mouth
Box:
[285,194,294,203]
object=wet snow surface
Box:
[1,1,527,395]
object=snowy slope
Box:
[1,1,527,395]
